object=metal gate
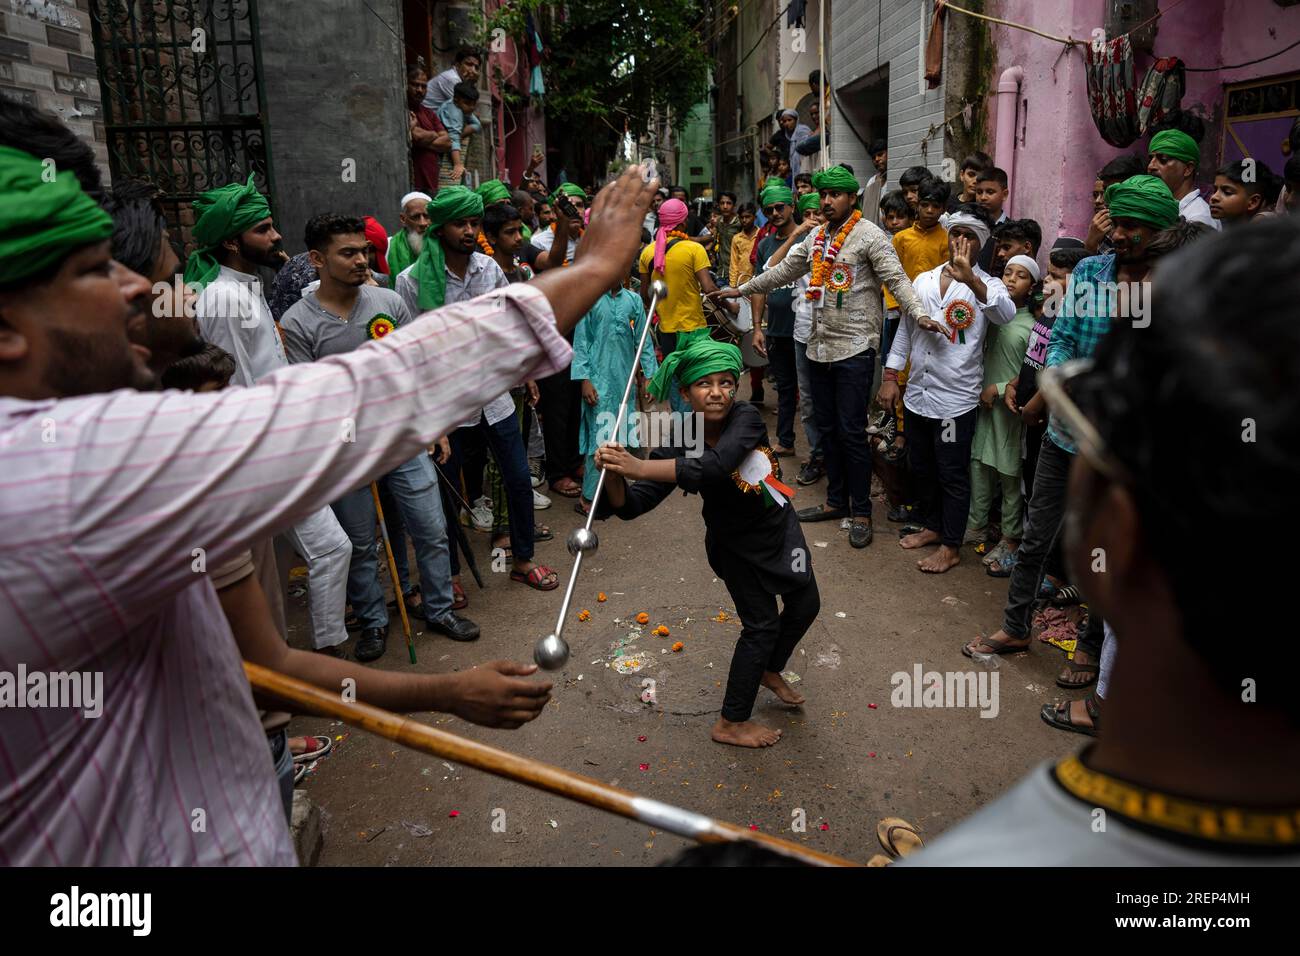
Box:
[87,0,273,247]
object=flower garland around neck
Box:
[806,209,861,308]
[666,229,690,242]
[476,231,495,256]
[548,221,583,267]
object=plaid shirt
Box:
[1045,252,1117,454]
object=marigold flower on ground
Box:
[672,641,684,652]
[578,609,591,621]
[597,592,607,602]
[636,612,649,624]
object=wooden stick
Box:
[370,481,415,664]
[245,661,858,867]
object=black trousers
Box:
[766,334,798,450]
[905,406,978,548]
[536,368,582,484]
[720,569,821,722]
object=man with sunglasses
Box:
[962,175,1181,716]
[908,219,1300,865]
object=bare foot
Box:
[711,718,782,748]
[964,629,1030,656]
[900,528,940,550]
[761,671,805,705]
[918,544,960,573]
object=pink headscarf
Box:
[653,198,689,273]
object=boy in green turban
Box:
[595,336,821,749]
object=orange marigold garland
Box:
[477,232,495,256]
[548,222,582,267]
[806,209,861,307]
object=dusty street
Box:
[284,400,1079,866]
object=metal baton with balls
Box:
[535,278,668,670]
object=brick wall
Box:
[830,0,947,190]
[0,0,110,184]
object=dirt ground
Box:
[283,399,1084,866]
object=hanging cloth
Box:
[1086,34,1141,147]
[1136,56,1186,135]
[925,1,947,90]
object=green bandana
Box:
[387,228,417,278]
[0,145,113,286]
[760,183,794,207]
[476,179,512,205]
[1104,174,1180,230]
[412,186,484,311]
[797,192,821,213]
[812,165,860,194]
[550,182,587,203]
[1148,129,1199,166]
[184,174,272,289]
[647,334,743,401]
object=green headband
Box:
[647,333,743,400]
[812,165,860,193]
[0,145,113,286]
[760,183,794,207]
[1148,129,1199,166]
[185,174,272,289]
[413,186,485,311]
[550,182,587,203]
[797,192,821,213]
[476,179,512,205]
[1104,174,1180,230]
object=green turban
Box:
[647,334,743,401]
[797,192,821,213]
[1104,174,1180,230]
[760,182,794,207]
[1148,129,1199,166]
[184,174,272,289]
[550,182,587,203]
[476,179,512,205]
[413,185,484,311]
[387,229,416,278]
[812,165,860,193]
[0,145,113,286]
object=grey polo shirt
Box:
[278,284,414,364]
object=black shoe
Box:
[797,504,848,522]
[353,626,388,663]
[887,504,912,523]
[428,611,481,642]
[898,523,927,537]
[796,460,825,486]
[849,520,874,548]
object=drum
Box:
[740,329,768,368]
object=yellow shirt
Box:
[729,229,758,287]
[884,221,949,309]
[639,239,711,333]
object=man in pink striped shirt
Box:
[0,146,658,865]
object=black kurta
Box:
[598,402,812,594]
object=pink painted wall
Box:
[984,0,1300,249]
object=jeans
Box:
[281,506,352,650]
[268,729,294,825]
[905,406,978,547]
[792,339,823,461]
[880,309,901,364]
[657,330,692,415]
[445,413,536,572]
[331,452,455,628]
[1001,435,1103,657]
[720,569,821,722]
[807,350,876,518]
[766,334,797,449]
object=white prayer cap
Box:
[1005,254,1041,282]
[400,191,432,211]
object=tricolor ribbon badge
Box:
[734,448,796,507]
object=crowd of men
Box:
[1,75,1297,869]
